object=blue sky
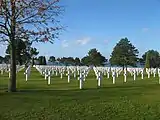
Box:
[0,0,160,59]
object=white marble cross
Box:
[79,72,83,89]
[60,69,63,79]
[48,70,51,85]
[74,69,76,79]
[104,70,106,76]
[24,66,31,81]
[133,69,136,81]
[141,69,144,80]
[44,69,47,80]
[98,71,102,87]
[107,70,110,79]
[55,69,58,76]
[1,69,3,75]
[67,70,70,83]
[116,71,119,78]
[124,69,127,83]
[146,68,150,79]
[112,70,116,84]
[153,69,156,78]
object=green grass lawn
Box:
[0,68,160,120]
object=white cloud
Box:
[76,37,91,45]
[142,28,149,32]
[61,40,69,48]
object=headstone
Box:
[60,70,63,79]
[107,70,110,79]
[67,70,70,83]
[147,69,150,78]
[74,70,76,79]
[44,69,47,80]
[1,69,3,75]
[48,70,51,85]
[98,71,102,87]
[141,70,144,79]
[56,69,58,76]
[133,69,136,81]
[153,69,156,78]
[104,70,106,76]
[79,72,83,89]
[124,69,127,83]
[24,66,31,81]
[83,70,86,81]
[112,70,116,84]
[116,71,119,77]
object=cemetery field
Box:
[0,68,160,120]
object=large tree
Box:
[0,0,63,92]
[143,50,160,68]
[145,52,150,68]
[81,56,90,66]
[48,56,56,63]
[58,57,75,66]
[5,39,32,65]
[110,38,139,68]
[74,57,81,66]
[30,47,39,66]
[38,56,47,65]
[81,48,106,66]
[5,39,39,66]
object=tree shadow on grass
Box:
[1,84,159,99]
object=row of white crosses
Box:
[0,64,10,75]
[34,65,91,89]
[94,67,123,85]
[0,64,25,78]
[94,67,160,85]
[93,67,103,86]
[34,65,160,89]
[24,65,31,81]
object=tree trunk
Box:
[8,41,17,92]
[8,0,16,92]
[32,58,35,66]
[122,65,125,71]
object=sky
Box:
[0,0,160,59]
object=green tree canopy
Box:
[5,40,31,65]
[58,57,76,66]
[145,52,150,68]
[110,38,139,68]
[48,56,56,63]
[144,50,160,68]
[5,40,39,65]
[75,57,81,66]
[81,48,106,66]
[30,48,39,65]
[38,56,47,65]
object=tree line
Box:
[1,37,160,68]
[36,48,107,66]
